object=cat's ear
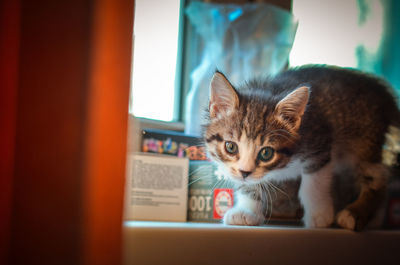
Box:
[209,72,239,119]
[274,86,309,130]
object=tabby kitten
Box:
[204,65,399,230]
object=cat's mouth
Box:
[229,172,263,185]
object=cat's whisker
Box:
[188,176,208,186]
[261,183,273,223]
[258,184,268,221]
[187,166,207,178]
[264,182,278,200]
[267,181,290,199]
[265,182,278,200]
[210,178,226,193]
[215,178,227,191]
[187,166,215,186]
[220,178,232,189]
[212,178,233,194]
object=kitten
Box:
[203,65,399,230]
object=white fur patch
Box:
[223,192,264,226]
[299,161,334,228]
[236,192,259,213]
[264,158,303,181]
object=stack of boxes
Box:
[142,129,235,222]
[125,128,235,223]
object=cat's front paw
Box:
[336,208,367,231]
[223,207,264,226]
[303,210,334,228]
[336,209,355,230]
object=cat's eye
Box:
[225,141,238,155]
[258,147,275,162]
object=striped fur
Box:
[203,65,400,230]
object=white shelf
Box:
[123,221,400,265]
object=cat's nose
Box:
[240,170,252,178]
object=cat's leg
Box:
[299,161,335,228]
[223,190,265,226]
[336,163,387,231]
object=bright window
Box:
[130,0,181,122]
[290,0,384,68]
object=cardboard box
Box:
[187,161,234,222]
[125,153,189,222]
[141,129,207,160]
